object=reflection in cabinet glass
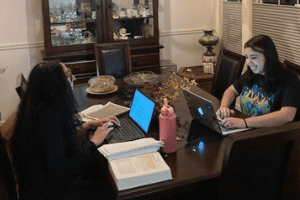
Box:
[49,0,97,46]
[111,0,154,41]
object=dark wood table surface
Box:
[72,75,244,200]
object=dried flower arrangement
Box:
[143,74,198,115]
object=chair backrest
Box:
[218,122,300,200]
[283,59,300,76]
[0,136,18,200]
[15,73,27,99]
[211,49,246,100]
[94,42,132,79]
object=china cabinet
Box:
[41,0,163,79]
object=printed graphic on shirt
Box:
[240,84,274,116]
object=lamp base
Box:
[203,63,214,74]
[202,47,216,74]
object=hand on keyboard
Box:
[108,122,114,129]
[90,122,115,146]
[85,116,121,129]
[220,117,247,129]
[218,119,236,131]
[216,107,235,119]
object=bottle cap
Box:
[161,98,174,116]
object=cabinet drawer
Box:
[65,61,96,76]
[131,53,160,68]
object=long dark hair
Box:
[243,34,285,93]
[11,60,80,171]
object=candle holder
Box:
[199,29,219,74]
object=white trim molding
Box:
[160,29,205,37]
[0,42,44,51]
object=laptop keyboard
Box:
[218,120,236,132]
[111,118,145,142]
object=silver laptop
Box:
[106,89,156,143]
[182,88,249,136]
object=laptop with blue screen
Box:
[182,88,249,136]
[106,89,155,143]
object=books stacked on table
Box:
[98,138,173,191]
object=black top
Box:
[17,108,100,200]
[234,71,300,120]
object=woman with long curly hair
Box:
[11,61,119,200]
[217,35,300,128]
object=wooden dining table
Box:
[72,75,244,200]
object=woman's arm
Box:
[80,117,120,130]
[222,106,297,128]
[245,106,297,127]
[216,85,239,119]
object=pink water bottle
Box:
[159,98,177,153]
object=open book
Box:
[80,101,130,122]
[98,138,173,191]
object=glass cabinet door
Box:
[48,0,97,47]
[42,0,159,55]
[108,0,157,44]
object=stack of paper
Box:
[98,138,172,191]
[80,101,130,122]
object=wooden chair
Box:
[211,49,246,100]
[94,42,132,79]
[218,122,300,200]
[0,136,18,200]
[15,73,27,99]
[283,59,300,75]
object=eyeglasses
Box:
[65,68,76,82]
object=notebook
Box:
[182,89,250,136]
[106,89,156,143]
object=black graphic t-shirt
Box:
[239,84,274,116]
[233,71,300,120]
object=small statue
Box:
[119,28,131,40]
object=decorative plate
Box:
[86,85,118,95]
[124,72,161,87]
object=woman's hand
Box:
[82,117,120,129]
[90,122,114,146]
[216,107,235,119]
[222,117,246,129]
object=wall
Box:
[0,0,217,122]
[0,0,44,123]
[159,0,219,69]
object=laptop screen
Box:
[129,89,155,132]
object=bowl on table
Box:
[87,76,118,94]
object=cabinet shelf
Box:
[113,15,153,21]
[50,19,96,26]
[114,37,154,42]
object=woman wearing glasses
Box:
[11,61,119,200]
[217,35,300,129]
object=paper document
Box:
[80,102,130,122]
